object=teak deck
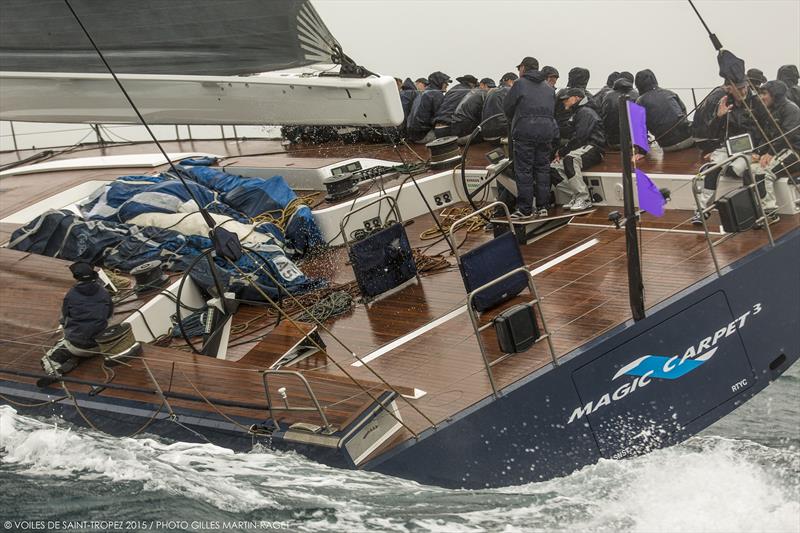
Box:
[1,138,797,459]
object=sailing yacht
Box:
[0,0,797,489]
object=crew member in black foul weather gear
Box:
[41,262,114,377]
[635,69,694,151]
[504,57,559,218]
[406,71,450,144]
[451,86,488,143]
[481,72,518,143]
[749,80,800,218]
[777,65,800,107]
[602,77,639,148]
[542,66,560,88]
[594,71,621,109]
[552,88,605,212]
[567,67,593,99]
[434,74,478,138]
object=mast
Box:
[619,95,646,321]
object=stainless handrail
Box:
[691,152,775,276]
[262,369,334,434]
[448,200,512,264]
[466,268,558,398]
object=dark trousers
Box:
[513,139,552,214]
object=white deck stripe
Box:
[352,238,599,367]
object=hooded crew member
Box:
[61,262,114,349]
[694,79,764,221]
[556,67,593,143]
[406,71,450,143]
[594,71,620,109]
[634,69,694,151]
[552,88,605,211]
[434,74,478,136]
[777,65,800,107]
[481,72,518,142]
[567,67,593,99]
[602,77,639,147]
[399,78,418,122]
[503,58,559,216]
[749,80,800,215]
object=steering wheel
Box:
[459,113,513,220]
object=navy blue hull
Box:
[3,229,798,489]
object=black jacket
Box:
[61,280,113,348]
[601,78,639,146]
[634,69,692,147]
[435,83,473,125]
[482,86,511,138]
[399,78,418,124]
[504,70,558,143]
[706,89,760,147]
[559,98,606,156]
[777,65,800,108]
[756,80,800,156]
[406,87,444,138]
[594,71,620,110]
[692,86,728,143]
[451,89,486,136]
[567,67,594,99]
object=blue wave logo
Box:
[613,347,718,381]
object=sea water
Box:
[1,364,798,533]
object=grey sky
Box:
[315,0,800,91]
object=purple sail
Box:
[627,100,649,152]
[635,168,665,217]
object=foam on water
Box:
[2,366,799,531]
[1,404,797,532]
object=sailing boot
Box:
[692,188,716,225]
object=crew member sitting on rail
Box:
[503,56,559,219]
[406,71,451,144]
[434,74,479,138]
[552,88,606,212]
[634,69,695,152]
[41,262,114,377]
[777,65,800,107]
[692,78,761,224]
[481,72,518,144]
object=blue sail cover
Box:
[8,166,327,299]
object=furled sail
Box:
[0,0,340,76]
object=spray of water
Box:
[1,402,798,532]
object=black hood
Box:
[522,69,546,83]
[75,280,101,297]
[428,71,451,90]
[568,67,590,88]
[761,80,789,104]
[401,77,415,91]
[605,71,621,87]
[777,64,799,86]
[612,77,635,93]
[635,69,658,94]
[619,71,634,83]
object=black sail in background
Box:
[0,0,340,76]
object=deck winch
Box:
[323,172,359,201]
[426,136,461,169]
[130,260,168,293]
